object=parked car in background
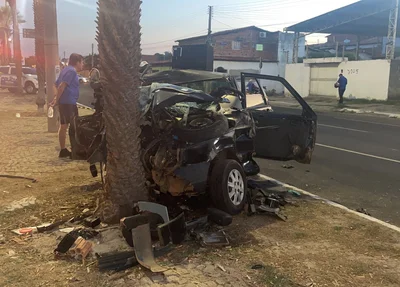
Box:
[78,75,89,84]
[0,65,39,94]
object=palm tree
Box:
[96,0,147,223]
[0,6,24,64]
[33,0,46,112]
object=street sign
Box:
[23,28,36,39]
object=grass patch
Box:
[262,265,301,287]
[333,226,343,231]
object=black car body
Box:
[71,69,317,214]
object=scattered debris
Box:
[198,230,229,247]
[287,189,302,197]
[82,208,91,215]
[0,174,37,182]
[132,223,168,273]
[12,223,52,235]
[8,250,16,256]
[356,208,371,216]
[83,216,101,228]
[4,197,37,213]
[0,234,5,244]
[55,233,77,254]
[97,251,138,272]
[137,201,170,223]
[207,208,232,226]
[281,164,294,169]
[217,264,226,272]
[69,236,93,262]
[15,113,20,118]
[251,264,265,270]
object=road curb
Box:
[258,174,400,234]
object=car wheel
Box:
[24,82,37,94]
[209,159,247,215]
[173,113,229,143]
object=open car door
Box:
[240,73,317,164]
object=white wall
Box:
[285,59,391,100]
[285,63,310,98]
[214,60,284,93]
[277,32,306,82]
[338,60,390,101]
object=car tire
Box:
[173,113,229,143]
[209,159,247,215]
[24,82,37,94]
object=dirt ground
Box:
[1,93,400,287]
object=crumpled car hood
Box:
[140,83,217,113]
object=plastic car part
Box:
[137,201,170,223]
[121,213,163,247]
[207,208,233,226]
[132,223,168,273]
[198,230,229,247]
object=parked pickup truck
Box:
[0,65,39,94]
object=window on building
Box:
[232,41,241,50]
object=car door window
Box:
[240,72,317,164]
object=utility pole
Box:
[91,43,94,68]
[292,32,299,63]
[63,51,66,61]
[43,0,60,133]
[207,6,213,44]
[7,0,22,94]
[386,0,399,59]
[335,42,339,58]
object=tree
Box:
[33,0,46,112]
[155,51,172,61]
[84,53,99,70]
[0,5,24,64]
[97,0,147,223]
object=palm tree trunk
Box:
[96,0,147,223]
[33,0,46,112]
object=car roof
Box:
[142,69,229,85]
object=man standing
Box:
[336,74,348,104]
[51,53,84,158]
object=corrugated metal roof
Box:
[286,0,396,36]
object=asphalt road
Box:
[78,88,400,225]
[258,106,400,225]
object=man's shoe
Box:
[59,148,72,158]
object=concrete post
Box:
[7,0,22,93]
[43,0,59,133]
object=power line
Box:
[142,29,208,46]
[213,18,234,29]
[214,0,315,13]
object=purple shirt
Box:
[55,66,79,105]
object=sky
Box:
[9,0,359,59]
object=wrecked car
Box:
[70,69,317,215]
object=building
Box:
[177,26,305,94]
